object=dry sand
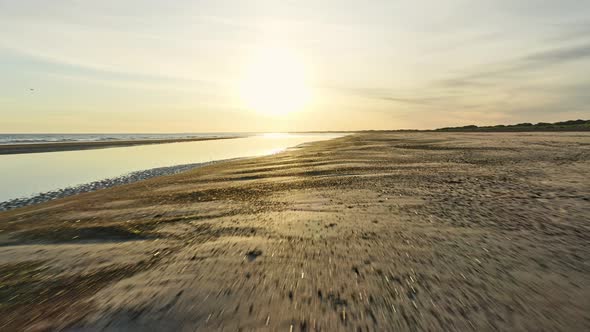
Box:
[0,132,588,331]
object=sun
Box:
[239,47,312,116]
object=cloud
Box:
[547,21,590,42]
[324,86,456,107]
[439,42,590,88]
[523,43,590,65]
[329,38,590,123]
[378,96,449,105]
[0,47,225,91]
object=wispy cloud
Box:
[439,42,590,88]
[523,43,590,65]
[378,96,452,105]
[0,47,228,91]
[1,0,589,131]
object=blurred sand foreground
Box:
[0,132,588,331]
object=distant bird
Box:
[29,88,34,92]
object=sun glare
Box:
[240,47,312,116]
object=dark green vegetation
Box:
[436,119,589,132]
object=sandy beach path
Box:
[0,132,588,331]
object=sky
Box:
[0,0,589,133]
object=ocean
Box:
[0,133,244,145]
[0,133,344,204]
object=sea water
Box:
[0,133,343,202]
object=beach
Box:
[0,132,588,330]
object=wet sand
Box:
[0,136,241,155]
[0,132,588,331]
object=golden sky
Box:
[0,0,589,132]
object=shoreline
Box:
[0,159,238,212]
[0,136,340,211]
[0,136,243,155]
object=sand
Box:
[0,136,241,155]
[0,132,588,331]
